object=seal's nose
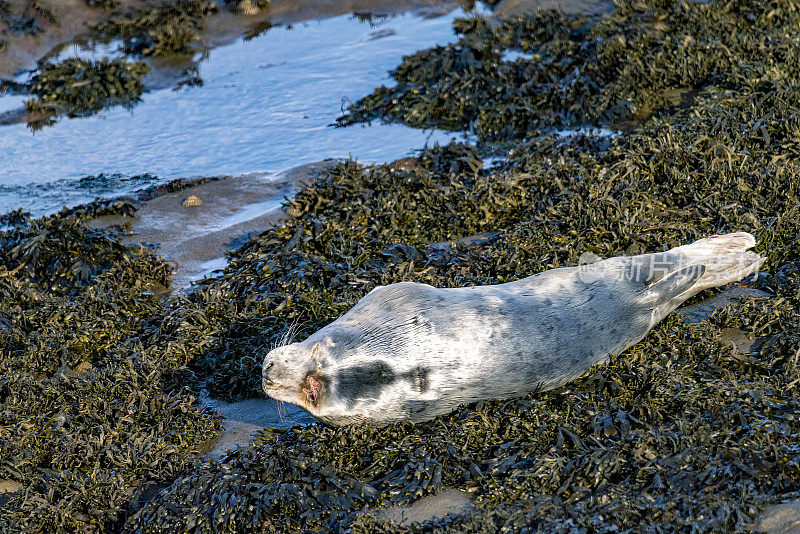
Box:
[262,362,275,390]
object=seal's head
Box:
[262,321,437,426]
[261,341,327,413]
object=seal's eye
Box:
[303,375,322,407]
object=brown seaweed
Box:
[24,58,149,130]
[5,0,800,532]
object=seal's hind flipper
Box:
[647,264,706,306]
[646,232,764,323]
[672,232,764,292]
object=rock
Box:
[716,326,762,355]
[491,0,614,18]
[429,231,501,252]
[375,489,472,525]
[756,500,800,533]
[389,157,423,173]
[0,479,23,494]
[68,361,93,376]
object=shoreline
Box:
[0,0,466,128]
[0,0,463,79]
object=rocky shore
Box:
[2,0,800,532]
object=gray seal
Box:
[262,233,763,426]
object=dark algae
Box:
[0,209,221,532]
[24,58,149,129]
[84,0,120,8]
[5,0,800,532]
[227,0,270,15]
[90,0,219,57]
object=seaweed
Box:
[31,1,57,25]
[0,212,221,532]
[24,58,149,129]
[91,0,219,57]
[351,11,393,27]
[228,0,270,15]
[0,208,30,227]
[84,0,120,8]
[242,19,276,41]
[7,0,800,531]
[173,64,203,90]
[338,0,800,142]
[134,175,226,202]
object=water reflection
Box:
[0,8,471,215]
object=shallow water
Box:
[0,8,475,216]
[199,395,315,457]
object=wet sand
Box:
[492,0,613,16]
[88,160,338,288]
[375,489,473,525]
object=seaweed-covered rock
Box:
[130,120,800,531]
[338,0,800,142]
[24,58,149,128]
[0,213,220,532]
[91,0,219,56]
[7,0,800,531]
[123,2,800,529]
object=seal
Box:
[262,233,763,426]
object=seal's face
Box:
[261,342,327,411]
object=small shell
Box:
[182,195,202,207]
[235,0,260,15]
[69,361,93,376]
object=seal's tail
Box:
[644,232,764,321]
